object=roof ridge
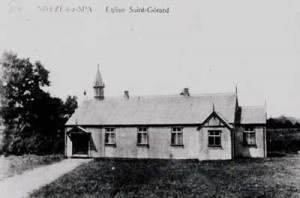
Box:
[85,92,236,101]
[68,91,238,126]
[241,105,266,108]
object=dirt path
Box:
[0,158,92,198]
[0,155,10,181]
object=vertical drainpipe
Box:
[64,127,67,158]
[263,125,266,158]
[231,128,235,160]
[101,127,104,158]
[264,100,267,158]
[88,133,91,158]
[232,117,237,159]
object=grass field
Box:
[30,155,300,198]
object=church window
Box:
[137,127,148,145]
[243,127,256,146]
[105,128,116,145]
[171,127,183,146]
[208,130,221,147]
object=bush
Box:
[267,128,300,153]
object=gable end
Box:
[197,111,233,131]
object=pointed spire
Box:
[212,102,215,112]
[235,84,238,95]
[94,64,104,87]
[93,64,105,100]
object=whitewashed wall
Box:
[234,126,266,158]
[65,125,238,160]
[198,127,232,160]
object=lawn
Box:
[30,155,300,198]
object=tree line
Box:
[0,52,78,155]
[267,116,300,129]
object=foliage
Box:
[267,128,300,153]
[267,115,300,129]
[0,52,78,155]
[266,116,300,154]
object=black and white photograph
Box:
[0,0,300,197]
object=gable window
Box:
[208,130,221,147]
[105,128,116,145]
[171,127,183,146]
[243,127,256,146]
[137,127,148,145]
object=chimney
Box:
[180,88,190,96]
[124,90,129,99]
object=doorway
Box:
[72,134,89,156]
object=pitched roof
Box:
[66,92,237,126]
[240,106,266,124]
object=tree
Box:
[0,52,78,155]
[267,115,300,129]
[63,95,78,121]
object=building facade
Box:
[65,67,267,160]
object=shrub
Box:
[267,128,300,153]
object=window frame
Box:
[208,130,222,147]
[137,127,149,146]
[105,128,116,146]
[171,127,184,147]
[243,127,256,146]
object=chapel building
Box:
[65,67,267,160]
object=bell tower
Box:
[93,65,105,100]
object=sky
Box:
[0,0,299,118]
